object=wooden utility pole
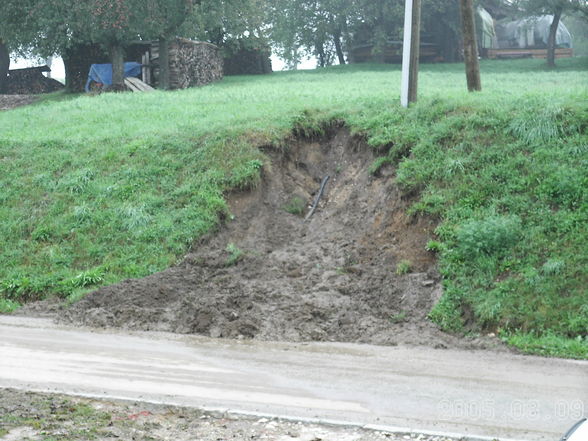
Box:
[401,0,422,107]
[459,0,481,91]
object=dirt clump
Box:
[61,129,496,349]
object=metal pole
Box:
[400,0,421,107]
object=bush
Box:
[395,260,412,275]
[283,197,306,215]
[456,215,522,258]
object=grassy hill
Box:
[1,58,586,358]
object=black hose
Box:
[304,175,330,221]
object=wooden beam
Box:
[125,77,155,92]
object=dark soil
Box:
[60,129,502,349]
[0,94,36,110]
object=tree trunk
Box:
[316,41,326,68]
[63,53,73,92]
[333,29,346,65]
[159,37,170,90]
[459,0,482,91]
[547,7,563,68]
[0,41,10,94]
[110,42,125,90]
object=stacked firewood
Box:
[6,66,64,94]
[163,38,223,89]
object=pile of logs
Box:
[6,66,64,94]
[153,38,223,89]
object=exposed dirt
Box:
[60,128,501,350]
[0,389,460,441]
[0,95,36,111]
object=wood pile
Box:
[152,38,223,89]
[6,66,64,95]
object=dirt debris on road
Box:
[59,128,504,351]
[0,389,462,441]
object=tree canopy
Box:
[1,0,586,80]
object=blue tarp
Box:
[85,62,142,92]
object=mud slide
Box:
[62,129,497,348]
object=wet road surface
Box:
[0,316,586,441]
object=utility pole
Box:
[459,0,481,91]
[400,0,422,107]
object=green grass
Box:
[395,260,412,275]
[0,57,586,357]
[0,392,112,440]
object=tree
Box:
[268,0,467,67]
[0,0,41,92]
[142,0,199,89]
[0,41,9,93]
[0,0,140,88]
[459,0,482,91]
[423,0,461,61]
[2,0,269,89]
[270,0,356,67]
[516,0,588,66]
[81,0,145,88]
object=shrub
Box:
[456,215,522,258]
[425,240,444,253]
[283,197,306,215]
[68,268,105,289]
[225,243,244,266]
[395,260,412,275]
[389,311,407,323]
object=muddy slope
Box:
[62,129,486,347]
